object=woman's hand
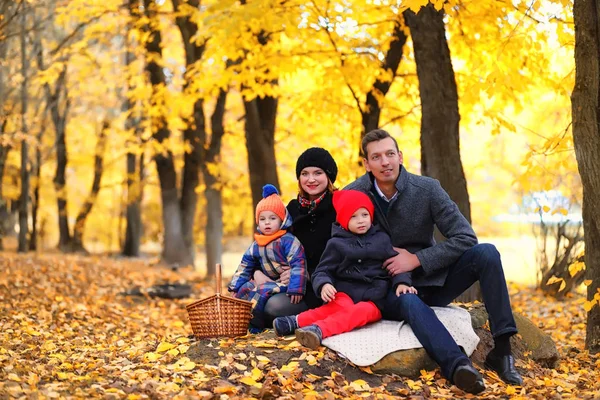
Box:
[289,294,303,304]
[321,284,337,303]
[395,284,418,296]
[253,270,274,286]
[277,267,291,286]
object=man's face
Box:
[363,137,403,185]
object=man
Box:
[345,129,522,394]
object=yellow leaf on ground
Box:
[255,355,270,362]
[285,340,302,349]
[350,379,370,391]
[7,373,21,382]
[282,361,300,372]
[167,348,179,357]
[26,327,42,336]
[177,344,190,354]
[144,352,161,361]
[239,376,262,387]
[180,361,196,371]
[156,342,176,353]
[251,367,263,381]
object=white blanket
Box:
[321,305,480,366]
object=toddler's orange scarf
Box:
[254,230,286,246]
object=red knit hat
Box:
[255,184,287,224]
[332,190,374,230]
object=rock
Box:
[371,348,437,376]
[513,312,559,368]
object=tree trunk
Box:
[0,122,9,251]
[121,20,143,257]
[123,152,142,256]
[0,2,11,250]
[404,4,479,302]
[143,0,191,266]
[47,68,72,251]
[361,20,407,137]
[202,88,228,277]
[173,0,206,267]
[29,128,42,251]
[71,120,108,251]
[244,94,280,208]
[571,0,600,354]
[18,1,29,253]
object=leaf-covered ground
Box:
[1,253,599,399]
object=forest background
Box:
[4,0,600,398]
[0,0,580,282]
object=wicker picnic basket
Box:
[186,263,253,339]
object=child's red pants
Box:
[296,292,381,338]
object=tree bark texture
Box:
[173,0,206,266]
[0,3,10,250]
[18,2,29,253]
[29,126,42,251]
[0,121,9,250]
[122,18,143,257]
[405,4,478,302]
[123,151,143,257]
[48,67,72,251]
[244,94,280,209]
[71,120,108,250]
[571,0,600,353]
[143,0,191,266]
[202,87,228,277]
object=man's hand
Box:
[253,270,274,286]
[383,248,420,276]
[288,294,303,304]
[277,267,291,286]
[395,284,418,296]
[320,284,337,303]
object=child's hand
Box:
[396,284,418,296]
[288,294,303,304]
[321,284,337,302]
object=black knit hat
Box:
[295,147,338,184]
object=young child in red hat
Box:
[273,189,416,348]
[228,184,307,333]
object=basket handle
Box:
[216,263,222,295]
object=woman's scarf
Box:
[298,191,327,212]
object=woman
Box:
[254,147,338,319]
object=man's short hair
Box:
[361,129,400,158]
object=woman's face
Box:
[299,167,329,200]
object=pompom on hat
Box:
[332,190,374,230]
[255,184,287,224]
[295,147,338,184]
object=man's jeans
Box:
[382,243,518,380]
